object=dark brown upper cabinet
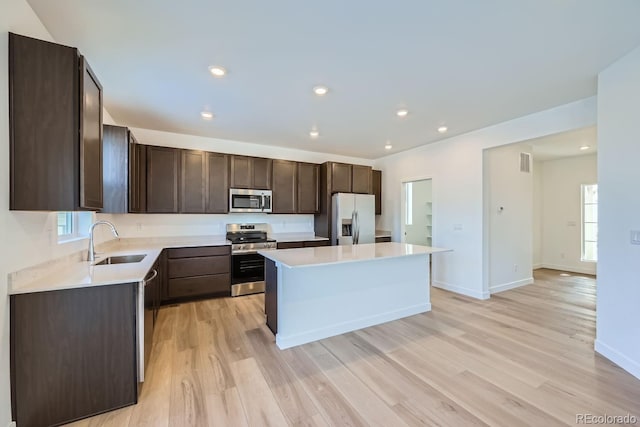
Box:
[230,155,272,190]
[272,160,298,214]
[146,146,180,213]
[102,125,146,213]
[330,163,352,194]
[206,152,230,213]
[327,162,372,194]
[372,169,382,215]
[180,150,207,213]
[9,33,103,211]
[351,165,372,194]
[129,137,147,213]
[102,125,129,213]
[297,162,319,214]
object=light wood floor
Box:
[67,269,640,426]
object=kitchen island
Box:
[259,242,450,349]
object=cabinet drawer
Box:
[276,241,304,249]
[167,245,229,259]
[304,240,329,247]
[168,256,229,278]
[375,236,392,243]
[167,274,230,298]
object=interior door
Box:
[403,179,432,246]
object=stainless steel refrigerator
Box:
[332,193,375,245]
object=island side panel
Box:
[275,253,430,349]
[265,258,278,334]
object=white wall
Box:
[596,44,640,379]
[484,143,533,293]
[532,160,543,267]
[374,97,596,299]
[539,154,597,275]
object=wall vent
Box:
[519,152,531,173]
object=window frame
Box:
[57,212,91,243]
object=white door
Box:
[403,179,432,246]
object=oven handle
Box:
[232,249,264,255]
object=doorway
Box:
[401,179,432,245]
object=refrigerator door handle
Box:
[353,211,360,245]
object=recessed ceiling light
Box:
[310,129,320,138]
[396,109,409,117]
[384,143,392,150]
[200,111,214,120]
[208,66,226,77]
[313,85,329,96]
[437,126,448,133]
[580,145,591,150]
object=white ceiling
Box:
[25,0,640,159]
[528,126,598,162]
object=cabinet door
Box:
[9,33,79,211]
[102,125,128,213]
[372,169,382,215]
[180,150,206,213]
[230,155,252,189]
[206,153,229,213]
[146,146,180,213]
[252,157,273,189]
[11,284,137,427]
[297,162,319,213]
[128,138,146,213]
[351,165,372,194]
[79,58,103,210]
[331,162,352,193]
[272,160,297,213]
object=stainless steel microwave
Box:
[229,189,272,213]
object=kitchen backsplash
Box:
[97,213,315,237]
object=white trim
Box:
[432,280,490,300]
[595,339,640,380]
[490,277,533,294]
[532,263,543,269]
[276,303,431,349]
[7,422,17,427]
[538,263,596,275]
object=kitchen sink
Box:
[94,254,146,265]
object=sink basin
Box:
[94,254,146,266]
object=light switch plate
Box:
[630,230,640,245]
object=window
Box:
[57,212,92,243]
[582,184,598,262]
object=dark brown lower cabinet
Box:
[164,245,231,302]
[375,236,392,243]
[265,258,278,334]
[276,240,330,249]
[11,283,138,427]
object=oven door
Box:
[231,252,265,285]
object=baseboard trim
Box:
[490,277,533,294]
[7,421,17,427]
[539,263,596,276]
[595,339,640,380]
[532,263,543,269]
[276,303,431,349]
[432,281,490,300]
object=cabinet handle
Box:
[144,269,158,284]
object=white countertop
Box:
[259,242,450,268]
[9,236,231,295]
[269,233,330,243]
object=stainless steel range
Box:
[226,223,276,296]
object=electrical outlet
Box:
[631,230,640,245]
[453,224,463,231]
[560,252,565,259]
[136,222,143,231]
[514,264,518,272]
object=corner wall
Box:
[484,143,533,294]
[540,154,597,275]
[596,44,640,379]
[374,97,596,300]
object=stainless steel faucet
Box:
[88,220,119,262]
